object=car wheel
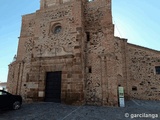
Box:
[13,101,21,110]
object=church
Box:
[7,0,160,106]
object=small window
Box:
[132,86,137,91]
[155,66,160,74]
[86,32,90,42]
[0,91,7,95]
[88,66,92,73]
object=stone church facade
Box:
[7,0,160,106]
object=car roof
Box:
[0,90,7,92]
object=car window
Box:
[0,91,7,95]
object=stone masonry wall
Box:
[127,44,160,100]
[114,37,129,98]
[114,37,160,100]
[84,0,118,106]
[8,0,85,105]
[24,56,84,104]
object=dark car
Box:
[0,90,22,110]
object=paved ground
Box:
[0,100,160,120]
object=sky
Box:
[0,0,160,82]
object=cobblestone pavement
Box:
[0,100,160,120]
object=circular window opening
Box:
[53,25,62,34]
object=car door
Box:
[0,91,4,108]
[0,90,12,108]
